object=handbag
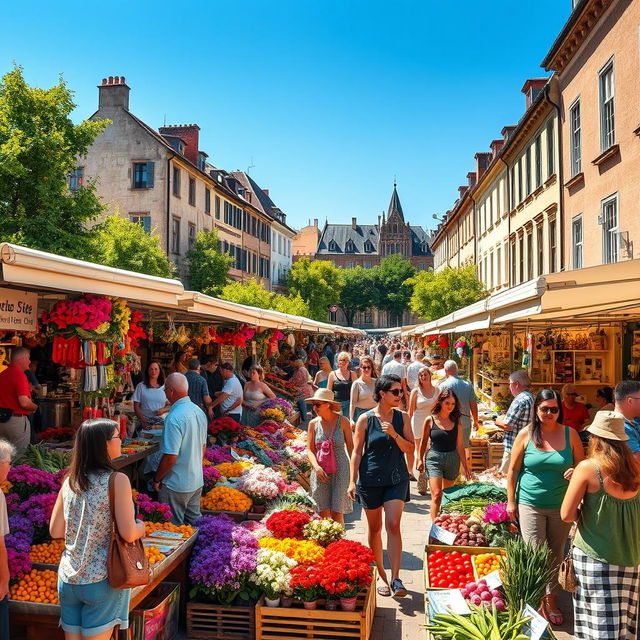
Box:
[316,424,338,475]
[558,524,577,593]
[107,473,150,589]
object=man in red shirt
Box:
[0,348,37,455]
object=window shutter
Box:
[146,162,155,188]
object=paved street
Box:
[345,484,575,640]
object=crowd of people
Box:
[0,335,640,638]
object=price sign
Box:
[521,604,549,640]
[484,570,502,590]
[429,524,457,545]
[427,589,470,617]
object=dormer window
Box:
[364,240,374,253]
[345,239,355,253]
[329,240,338,252]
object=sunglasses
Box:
[311,402,327,408]
[385,389,402,397]
[361,366,372,370]
[538,406,560,414]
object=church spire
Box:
[387,182,404,221]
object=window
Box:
[570,99,581,176]
[602,195,619,264]
[525,147,532,196]
[489,251,494,289]
[510,238,517,286]
[69,167,84,191]
[133,162,154,189]
[171,218,180,254]
[549,219,557,273]
[599,60,615,151]
[546,119,554,178]
[534,135,542,189]
[205,188,211,214]
[496,246,501,287]
[364,310,373,325]
[518,235,524,284]
[510,167,516,209]
[130,214,151,234]
[572,215,583,269]
[215,195,221,219]
[346,261,354,268]
[188,178,196,206]
[363,261,372,269]
[537,224,544,276]
[526,230,533,281]
[188,223,196,250]
[172,166,181,196]
[517,158,523,204]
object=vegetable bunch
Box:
[441,497,493,514]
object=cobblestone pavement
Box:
[344,484,575,640]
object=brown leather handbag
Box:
[107,473,150,589]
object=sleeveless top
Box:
[575,462,640,567]
[352,378,375,407]
[244,387,268,407]
[314,416,348,463]
[416,386,438,413]
[429,416,458,453]
[58,472,112,584]
[332,371,352,402]
[317,377,328,389]
[516,427,573,509]
[358,409,409,487]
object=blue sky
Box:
[2,1,570,232]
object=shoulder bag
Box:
[107,473,150,589]
[316,420,338,474]
[558,522,577,593]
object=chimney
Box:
[521,78,548,109]
[313,218,318,227]
[475,152,492,180]
[158,124,200,165]
[458,185,468,199]
[467,172,477,189]
[490,139,505,159]
[352,217,357,229]
[502,125,516,141]
[263,189,269,196]
[98,76,130,110]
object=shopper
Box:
[507,388,584,625]
[169,350,188,374]
[132,361,168,427]
[328,352,358,417]
[381,351,409,406]
[152,373,207,525]
[561,384,590,441]
[184,359,213,417]
[307,344,320,378]
[594,386,614,411]
[201,357,224,417]
[408,366,438,494]
[615,380,640,461]
[242,365,276,426]
[0,347,37,455]
[561,411,640,640]
[306,389,354,524]
[312,356,332,390]
[418,388,470,519]
[348,374,414,598]
[438,360,479,450]
[406,350,428,391]
[0,439,14,639]
[289,359,313,425]
[495,370,534,473]
[210,363,243,421]
[349,356,377,425]
[50,419,145,640]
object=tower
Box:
[379,182,411,258]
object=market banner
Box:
[0,287,38,331]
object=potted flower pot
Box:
[265,596,281,607]
[339,596,358,611]
[281,595,293,607]
[325,598,338,611]
[302,600,318,610]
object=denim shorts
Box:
[426,449,460,481]
[58,578,130,637]
[356,481,410,510]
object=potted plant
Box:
[250,549,297,608]
[290,565,322,609]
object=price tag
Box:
[521,604,549,640]
[427,589,470,617]
[429,524,457,545]
[484,570,502,590]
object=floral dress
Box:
[310,417,352,515]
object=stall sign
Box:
[0,288,38,331]
[220,344,235,364]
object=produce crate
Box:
[487,442,505,467]
[255,572,376,640]
[468,447,487,472]
[186,600,255,640]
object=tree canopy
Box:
[186,229,234,296]
[0,66,108,258]
[371,255,416,312]
[220,278,311,317]
[408,265,486,321]
[338,266,375,326]
[286,258,343,321]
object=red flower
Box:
[266,510,312,540]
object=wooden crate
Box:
[255,576,376,640]
[186,601,255,640]
[468,446,487,472]
[295,471,311,492]
[487,442,505,467]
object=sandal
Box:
[391,578,408,598]
[540,595,563,626]
[376,584,391,597]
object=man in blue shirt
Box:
[153,373,208,525]
[614,380,640,460]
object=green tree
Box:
[0,66,108,257]
[371,255,416,313]
[220,278,311,317]
[286,258,343,321]
[90,215,174,278]
[339,266,376,326]
[186,229,234,296]
[408,265,486,321]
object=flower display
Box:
[201,487,253,512]
[289,564,323,602]
[237,465,286,504]
[316,540,375,599]
[250,548,298,599]
[303,519,345,547]
[203,466,223,492]
[324,539,375,566]
[41,294,113,332]
[215,461,253,479]
[259,398,294,417]
[209,324,256,347]
[260,407,286,423]
[258,538,325,565]
[7,465,60,500]
[204,446,234,465]
[483,502,509,524]
[7,549,32,582]
[37,427,74,443]
[208,416,244,443]
[18,493,57,543]
[135,493,172,523]
[266,510,312,540]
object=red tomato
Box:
[450,551,461,560]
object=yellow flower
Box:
[0,480,12,494]
[259,537,325,564]
[214,461,252,478]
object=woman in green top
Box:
[507,389,584,626]
[561,411,640,640]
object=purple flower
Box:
[203,466,222,491]
[204,446,234,465]
[6,531,32,554]
[8,465,59,499]
[8,514,34,536]
[7,548,32,581]
[136,493,172,523]
[483,502,509,524]
[20,492,57,526]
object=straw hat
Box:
[305,388,342,411]
[586,410,628,441]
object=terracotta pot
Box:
[302,600,318,610]
[325,599,338,611]
[281,595,293,607]
[339,596,357,611]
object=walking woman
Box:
[312,356,332,390]
[561,411,640,640]
[507,389,584,626]
[349,356,377,425]
[328,352,357,417]
[348,374,414,598]
[408,366,438,494]
[50,419,145,640]
[417,388,470,519]
[306,389,354,524]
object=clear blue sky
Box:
[2,0,570,232]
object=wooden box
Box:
[295,471,311,492]
[186,601,255,640]
[468,446,487,472]
[487,442,505,467]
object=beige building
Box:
[293,220,322,259]
[542,0,639,269]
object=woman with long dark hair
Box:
[507,389,584,626]
[50,419,145,640]
[409,366,438,495]
[417,388,470,519]
[132,361,168,427]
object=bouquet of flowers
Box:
[266,510,312,540]
[215,461,253,479]
[204,445,234,465]
[317,540,375,599]
[37,427,73,443]
[7,548,32,582]
[260,407,286,423]
[482,502,518,547]
[41,294,113,332]
[18,492,58,543]
[208,416,244,443]
[260,398,294,417]
[259,538,325,565]
[201,487,253,512]
[7,465,60,500]
[209,324,256,348]
[303,519,345,547]
[237,465,286,505]
[289,565,323,602]
[483,502,509,524]
[203,466,222,492]
[135,493,172,523]
[250,548,298,600]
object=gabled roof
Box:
[388,184,404,221]
[317,224,379,255]
[410,226,433,256]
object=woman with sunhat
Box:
[561,410,640,640]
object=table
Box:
[112,443,159,489]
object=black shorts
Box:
[356,481,410,510]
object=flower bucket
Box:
[265,597,281,607]
[339,596,357,611]
[325,599,338,611]
[302,600,318,610]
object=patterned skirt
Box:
[573,546,640,640]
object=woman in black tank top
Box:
[328,352,357,417]
[417,388,471,521]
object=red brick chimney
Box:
[158,124,200,165]
[490,139,505,159]
[98,76,130,110]
[263,189,269,196]
[467,172,477,189]
[502,125,516,141]
[521,78,548,109]
[458,186,468,199]
[475,152,492,180]
[352,217,357,229]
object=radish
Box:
[490,589,501,599]
[470,594,482,606]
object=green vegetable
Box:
[16,444,70,472]
[442,498,491,514]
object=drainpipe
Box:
[544,81,564,272]
[497,157,510,286]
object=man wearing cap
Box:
[209,363,243,421]
[614,380,640,461]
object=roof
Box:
[388,184,404,220]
